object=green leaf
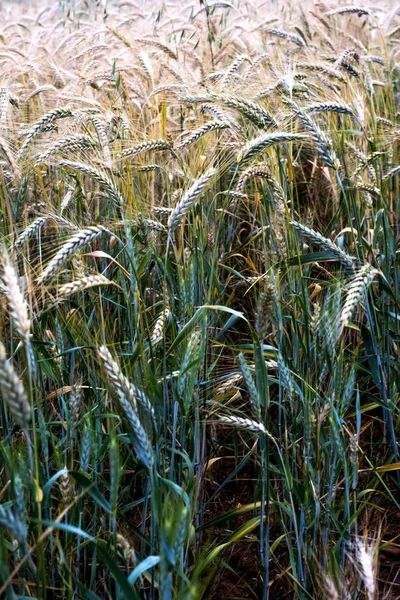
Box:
[285,251,354,267]
[69,471,112,514]
[127,556,160,586]
[97,545,140,600]
[200,304,248,323]
[32,520,94,541]
[167,308,205,354]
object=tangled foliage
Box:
[0,0,399,598]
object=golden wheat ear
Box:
[37,226,107,283]
[168,168,216,232]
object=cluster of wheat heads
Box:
[0,0,400,598]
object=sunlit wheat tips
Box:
[0,340,31,429]
[168,168,216,232]
[38,226,106,283]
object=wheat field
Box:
[0,0,399,598]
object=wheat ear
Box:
[98,346,153,468]
[0,341,31,428]
[237,132,307,165]
[177,120,230,150]
[19,107,74,155]
[357,538,376,600]
[36,134,97,163]
[14,217,48,248]
[326,6,371,16]
[116,139,172,160]
[38,226,106,283]
[57,274,113,299]
[291,221,355,276]
[1,254,30,340]
[263,26,304,47]
[168,168,216,232]
[218,415,266,435]
[59,160,125,207]
[340,264,378,328]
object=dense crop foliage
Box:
[0,0,399,598]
